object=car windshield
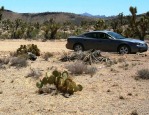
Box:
[107,32,125,39]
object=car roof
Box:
[84,30,112,34]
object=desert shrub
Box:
[137,69,149,79]
[118,57,126,63]
[42,52,53,61]
[57,31,69,39]
[131,110,138,115]
[66,61,97,76]
[25,68,42,78]
[36,70,83,96]
[85,66,97,77]
[9,52,18,57]
[104,59,118,67]
[119,62,129,70]
[9,56,28,67]
[66,61,87,74]
[0,32,10,39]
[0,57,10,64]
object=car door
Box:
[95,32,118,52]
[82,32,103,50]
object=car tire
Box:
[73,44,84,52]
[118,45,130,54]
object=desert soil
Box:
[0,39,149,115]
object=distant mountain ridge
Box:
[81,12,107,18]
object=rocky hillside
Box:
[2,10,98,24]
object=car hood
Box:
[119,38,146,44]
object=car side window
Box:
[84,33,97,38]
[97,33,109,39]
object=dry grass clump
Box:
[9,51,18,57]
[118,57,126,63]
[137,69,149,79]
[9,56,28,67]
[25,68,42,78]
[66,61,97,76]
[85,66,97,77]
[66,61,87,74]
[119,62,129,70]
[42,52,53,61]
[0,54,28,68]
[0,57,10,65]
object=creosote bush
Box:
[0,57,10,65]
[85,66,97,77]
[42,52,53,61]
[137,69,149,79]
[25,68,42,78]
[65,61,97,76]
[66,61,87,74]
[9,56,28,67]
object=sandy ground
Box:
[0,40,149,115]
[0,39,68,52]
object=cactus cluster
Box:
[36,70,83,95]
[16,44,40,56]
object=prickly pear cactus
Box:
[16,44,40,56]
[36,70,83,96]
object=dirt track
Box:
[0,40,68,52]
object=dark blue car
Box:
[66,31,148,54]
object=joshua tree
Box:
[43,25,50,39]
[137,14,149,40]
[81,20,89,30]
[15,19,22,30]
[129,6,137,35]
[26,25,34,39]
[118,12,124,26]
[43,19,60,39]
[128,6,149,40]
[49,18,60,39]
[0,6,4,21]
[94,19,106,30]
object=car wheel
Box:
[118,45,130,54]
[73,44,83,52]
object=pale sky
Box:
[0,0,148,16]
